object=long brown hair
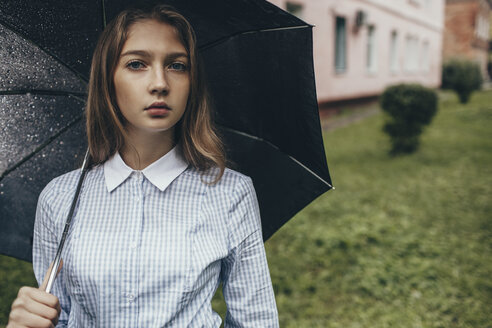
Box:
[86,4,225,182]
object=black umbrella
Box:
[0,0,332,262]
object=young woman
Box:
[8,5,278,327]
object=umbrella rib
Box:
[0,112,84,182]
[221,126,333,189]
[102,0,107,28]
[199,24,311,51]
[244,25,312,34]
[0,89,86,98]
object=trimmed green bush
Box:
[442,59,482,103]
[380,84,438,155]
[487,60,492,81]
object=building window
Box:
[421,41,429,72]
[404,35,419,72]
[286,2,304,19]
[390,30,399,73]
[335,16,347,73]
[366,25,377,73]
[475,14,490,40]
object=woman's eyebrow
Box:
[167,52,188,60]
[120,50,151,58]
[120,50,188,59]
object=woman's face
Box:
[113,19,190,140]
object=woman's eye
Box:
[169,62,187,71]
[126,61,145,70]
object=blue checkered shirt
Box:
[32,147,278,327]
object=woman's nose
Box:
[149,67,169,94]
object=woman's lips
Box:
[146,107,170,116]
[145,102,171,116]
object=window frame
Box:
[334,16,347,74]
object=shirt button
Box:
[126,293,135,302]
[135,196,140,202]
[130,242,137,249]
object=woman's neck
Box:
[120,129,175,170]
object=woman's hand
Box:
[7,262,62,328]
[7,286,60,328]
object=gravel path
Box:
[320,106,380,131]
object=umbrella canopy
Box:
[0,0,332,262]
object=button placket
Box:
[130,171,143,247]
[126,171,143,309]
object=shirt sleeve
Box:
[220,176,279,328]
[32,184,71,327]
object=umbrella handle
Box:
[44,149,90,294]
[40,260,63,292]
[44,256,63,294]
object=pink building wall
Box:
[268,0,445,103]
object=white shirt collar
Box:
[103,146,189,192]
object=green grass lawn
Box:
[1,90,491,327]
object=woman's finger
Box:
[9,303,55,328]
[22,295,60,324]
[20,287,59,310]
